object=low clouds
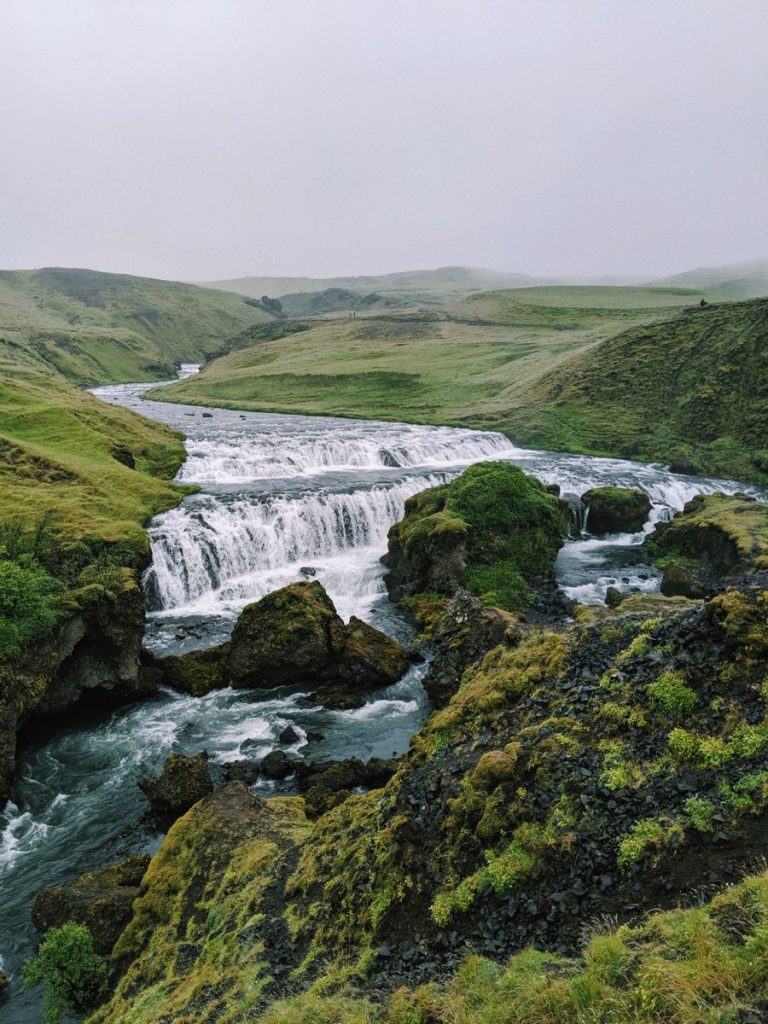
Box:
[1,0,766,280]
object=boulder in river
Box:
[32,854,150,954]
[227,581,346,687]
[156,645,229,697]
[156,581,409,701]
[646,493,768,598]
[581,486,651,535]
[139,751,214,818]
[383,461,569,611]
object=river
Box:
[1,366,765,1021]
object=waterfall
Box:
[144,473,451,613]
[176,426,516,483]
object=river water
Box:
[1,366,766,1021]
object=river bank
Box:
[2,372,767,1021]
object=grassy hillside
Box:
[0,267,270,385]
[153,286,704,428]
[507,298,768,484]
[0,265,275,566]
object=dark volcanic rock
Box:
[279,725,300,745]
[297,756,398,817]
[422,590,519,708]
[227,581,345,688]
[260,750,297,779]
[139,751,214,818]
[32,854,150,954]
[1,575,154,807]
[581,486,652,535]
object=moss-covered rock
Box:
[157,581,409,700]
[384,462,569,611]
[93,783,310,1023]
[417,590,519,708]
[80,583,768,1022]
[155,644,229,697]
[32,855,149,954]
[0,573,155,806]
[228,581,346,687]
[138,751,213,819]
[647,493,768,597]
[581,486,651,534]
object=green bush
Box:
[647,671,697,718]
[0,558,65,661]
[22,922,107,1024]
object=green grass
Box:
[0,266,270,385]
[511,298,768,483]
[153,286,711,429]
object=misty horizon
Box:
[1,1,767,282]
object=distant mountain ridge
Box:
[648,258,768,298]
[203,266,556,303]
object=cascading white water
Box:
[176,427,516,483]
[145,473,450,617]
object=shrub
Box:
[22,923,107,1024]
[684,796,716,832]
[0,558,65,661]
[647,671,697,718]
[617,817,684,869]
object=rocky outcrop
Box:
[156,582,409,701]
[419,590,519,708]
[0,576,154,806]
[138,751,214,819]
[97,784,310,1017]
[383,461,569,612]
[581,486,651,534]
[32,854,149,954]
[297,756,398,818]
[646,493,768,598]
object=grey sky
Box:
[1,0,766,281]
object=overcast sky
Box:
[1,0,766,282]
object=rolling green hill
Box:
[152,284,713,431]
[0,267,270,385]
[0,266,273,551]
[505,297,768,483]
[154,286,768,484]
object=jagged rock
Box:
[383,462,569,611]
[605,586,624,609]
[335,616,409,688]
[228,582,345,687]
[260,750,297,779]
[297,756,398,817]
[139,751,213,818]
[157,582,409,700]
[421,590,519,708]
[1,574,153,806]
[581,487,651,534]
[279,725,300,745]
[32,854,149,954]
